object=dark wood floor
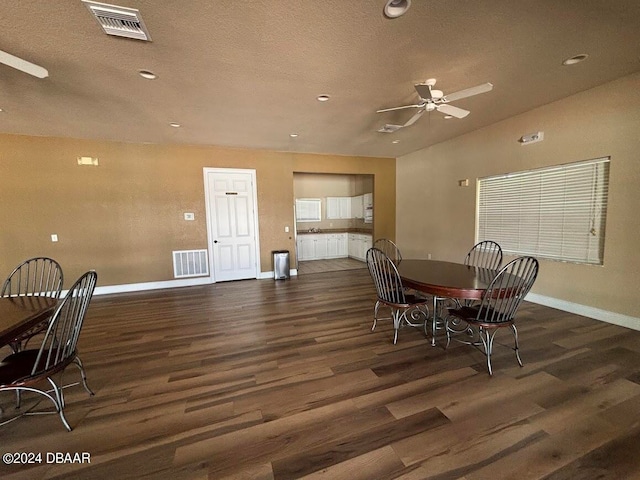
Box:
[2,268,640,479]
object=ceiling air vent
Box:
[377,124,403,133]
[82,1,152,41]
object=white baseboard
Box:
[526,292,640,332]
[91,270,298,296]
[93,276,213,296]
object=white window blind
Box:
[295,198,322,222]
[477,157,609,265]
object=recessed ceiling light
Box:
[316,94,330,102]
[392,140,400,144]
[562,54,588,66]
[289,133,299,138]
[169,122,181,128]
[443,115,453,119]
[139,70,157,79]
[383,0,411,19]
[0,108,4,113]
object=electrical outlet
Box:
[51,234,58,242]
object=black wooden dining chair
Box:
[464,240,503,270]
[373,238,402,264]
[445,256,539,375]
[366,247,430,344]
[0,270,97,431]
[1,257,64,353]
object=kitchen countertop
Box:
[296,229,373,235]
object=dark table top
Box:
[0,296,58,347]
[397,259,498,300]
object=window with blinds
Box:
[477,157,609,265]
[295,198,322,222]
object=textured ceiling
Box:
[1,0,639,158]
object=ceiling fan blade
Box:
[437,104,470,118]
[376,103,423,113]
[443,83,493,102]
[0,49,48,78]
[414,83,433,100]
[403,108,426,127]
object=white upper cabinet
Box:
[351,195,364,219]
[326,197,351,219]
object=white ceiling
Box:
[1,0,639,158]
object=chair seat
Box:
[405,294,429,305]
[0,349,64,386]
[447,305,514,325]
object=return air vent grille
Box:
[173,250,209,278]
[82,1,152,41]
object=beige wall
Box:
[396,72,640,319]
[0,137,395,287]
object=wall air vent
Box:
[173,250,209,278]
[82,1,152,41]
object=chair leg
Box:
[47,377,72,431]
[392,309,401,345]
[372,300,380,331]
[444,317,451,349]
[478,327,498,376]
[73,356,95,396]
[510,324,524,368]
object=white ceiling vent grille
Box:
[82,1,152,41]
[377,124,402,133]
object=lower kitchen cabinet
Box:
[297,233,370,261]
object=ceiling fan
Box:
[377,78,493,128]
[0,49,49,78]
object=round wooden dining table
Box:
[397,259,498,300]
[396,259,499,346]
[0,296,58,347]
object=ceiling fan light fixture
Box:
[562,54,588,66]
[316,94,330,102]
[383,0,411,19]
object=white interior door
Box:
[204,168,260,282]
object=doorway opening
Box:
[293,172,373,275]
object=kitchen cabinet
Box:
[363,193,373,223]
[326,197,351,219]
[326,233,348,258]
[297,233,348,260]
[348,233,372,262]
[351,195,364,219]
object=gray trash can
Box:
[272,250,290,280]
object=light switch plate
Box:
[184,212,195,221]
